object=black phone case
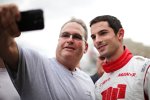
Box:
[17,9,44,32]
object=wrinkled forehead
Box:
[61,22,85,35]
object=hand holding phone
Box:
[17,9,44,32]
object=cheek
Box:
[103,35,115,44]
[92,40,98,48]
[58,39,65,46]
[106,34,115,40]
[93,41,97,46]
[56,40,64,51]
[76,42,85,51]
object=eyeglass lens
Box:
[60,32,84,41]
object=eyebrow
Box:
[98,29,108,33]
[61,32,81,36]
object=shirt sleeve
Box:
[144,60,150,99]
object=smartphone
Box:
[17,9,44,32]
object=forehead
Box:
[61,22,85,34]
[91,21,110,33]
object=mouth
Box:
[97,44,107,51]
[64,46,75,50]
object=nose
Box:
[69,34,73,39]
[67,35,74,41]
[95,35,103,44]
[66,35,74,44]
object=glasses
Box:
[60,32,85,41]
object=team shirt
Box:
[95,47,150,100]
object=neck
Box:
[106,46,124,63]
[102,46,133,73]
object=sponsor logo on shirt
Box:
[101,84,127,100]
[118,72,136,77]
[99,78,110,87]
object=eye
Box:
[91,34,96,40]
[73,34,83,40]
[99,31,107,36]
[60,32,70,38]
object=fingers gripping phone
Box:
[17,9,44,32]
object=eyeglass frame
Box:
[59,32,86,41]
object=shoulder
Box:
[131,56,150,65]
[131,56,150,73]
[133,55,148,61]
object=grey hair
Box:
[60,17,88,41]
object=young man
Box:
[91,56,105,83]
[0,4,95,100]
[0,58,20,100]
[90,15,150,100]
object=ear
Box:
[84,42,88,53]
[117,28,124,41]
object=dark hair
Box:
[90,15,122,34]
[61,17,88,41]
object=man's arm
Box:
[0,4,21,70]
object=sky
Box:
[1,0,150,58]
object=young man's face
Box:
[90,21,123,59]
[56,22,88,65]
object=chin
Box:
[63,53,73,58]
[99,52,106,57]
